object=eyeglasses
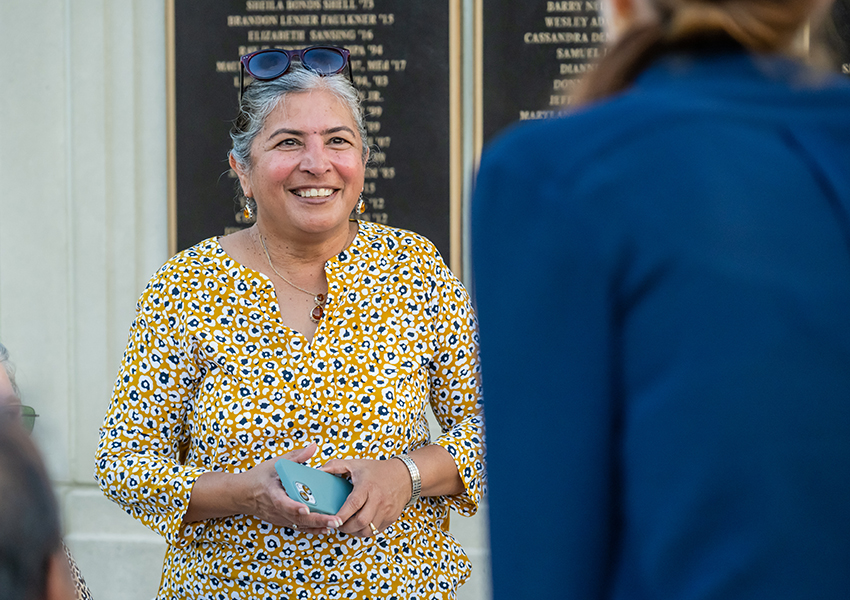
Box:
[238,46,353,105]
[0,404,39,433]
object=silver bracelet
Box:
[395,455,421,509]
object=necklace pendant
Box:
[310,305,325,323]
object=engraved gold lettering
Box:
[553,79,582,90]
[371,151,387,164]
[560,62,594,74]
[365,167,379,179]
[368,44,383,55]
[379,167,395,179]
[547,1,583,10]
[556,47,601,59]
[279,14,320,25]
[524,32,590,43]
[519,110,557,120]
[248,29,307,42]
[246,1,286,10]
[216,61,241,72]
[367,59,390,71]
[545,16,589,27]
[323,0,357,9]
[374,136,390,147]
[309,29,358,41]
[287,0,321,9]
[228,15,279,26]
[320,13,378,25]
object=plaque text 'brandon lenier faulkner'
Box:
[482,1,607,143]
[171,1,454,260]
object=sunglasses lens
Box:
[20,405,36,433]
[302,48,347,75]
[247,51,291,80]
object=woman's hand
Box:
[320,457,412,537]
[182,443,343,534]
[240,443,344,534]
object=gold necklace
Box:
[259,233,327,324]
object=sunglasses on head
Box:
[238,45,353,105]
[0,404,39,433]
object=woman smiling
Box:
[96,48,484,600]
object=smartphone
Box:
[274,459,353,515]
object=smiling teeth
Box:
[297,188,334,198]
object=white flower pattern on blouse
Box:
[95,222,485,599]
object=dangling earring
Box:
[356,193,366,214]
[243,197,254,221]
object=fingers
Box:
[334,486,386,537]
[319,458,350,476]
[281,442,318,464]
[339,507,383,538]
[247,445,340,530]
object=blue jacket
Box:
[472,51,850,599]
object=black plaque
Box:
[480,0,606,143]
[827,0,850,77]
[168,0,458,263]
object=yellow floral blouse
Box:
[95,222,485,599]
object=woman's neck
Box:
[253,220,358,271]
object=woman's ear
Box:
[229,153,253,199]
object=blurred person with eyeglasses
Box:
[95,47,484,600]
[0,342,93,600]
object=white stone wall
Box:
[0,1,489,599]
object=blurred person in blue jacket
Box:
[472,0,850,596]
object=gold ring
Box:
[368,522,379,535]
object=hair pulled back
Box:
[0,342,19,396]
[229,63,368,209]
[576,0,819,103]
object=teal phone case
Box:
[274,459,353,515]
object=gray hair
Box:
[229,64,368,208]
[0,343,19,397]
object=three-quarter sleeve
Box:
[428,258,486,516]
[94,273,206,546]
